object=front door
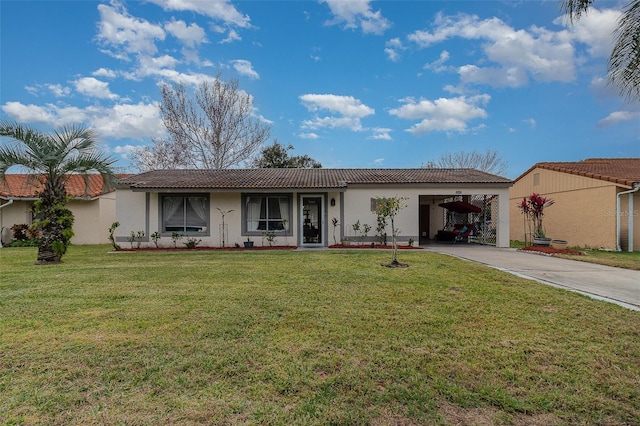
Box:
[419,204,430,244]
[301,195,323,246]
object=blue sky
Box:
[1,0,638,179]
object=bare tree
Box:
[132,74,270,170]
[425,149,508,176]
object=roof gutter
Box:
[0,198,15,248]
[616,184,640,252]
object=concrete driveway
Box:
[423,244,640,311]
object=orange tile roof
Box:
[516,158,640,187]
[0,174,122,199]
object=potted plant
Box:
[519,193,554,246]
[244,236,254,248]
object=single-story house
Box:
[509,158,640,251]
[116,168,513,248]
[0,174,118,246]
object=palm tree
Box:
[0,121,116,264]
[562,0,640,102]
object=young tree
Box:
[250,141,322,168]
[375,196,408,266]
[0,121,116,264]
[425,149,507,176]
[132,74,271,170]
[562,0,640,101]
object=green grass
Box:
[1,246,639,425]
[511,240,640,270]
[559,249,640,270]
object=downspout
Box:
[0,199,15,248]
[616,184,640,252]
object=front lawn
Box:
[1,246,639,425]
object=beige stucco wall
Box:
[510,167,638,250]
[67,193,116,245]
[0,200,32,244]
[0,194,116,245]
[341,185,511,247]
[115,184,512,248]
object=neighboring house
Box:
[0,174,119,246]
[116,168,513,248]
[510,158,640,251]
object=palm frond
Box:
[609,0,640,101]
[562,0,595,22]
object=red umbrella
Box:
[438,201,482,214]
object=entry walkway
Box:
[423,244,640,311]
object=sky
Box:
[1,0,639,179]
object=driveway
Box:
[423,244,640,311]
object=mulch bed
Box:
[328,244,422,250]
[113,246,296,252]
[519,246,584,256]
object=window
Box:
[243,194,291,234]
[161,195,209,234]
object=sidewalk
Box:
[423,244,640,311]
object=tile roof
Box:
[0,174,122,199]
[119,168,512,190]
[518,158,640,187]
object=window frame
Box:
[159,193,210,236]
[242,193,293,237]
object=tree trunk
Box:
[35,176,69,264]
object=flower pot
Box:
[533,237,552,246]
[551,239,568,250]
[342,240,351,246]
[244,241,254,248]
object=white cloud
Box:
[148,0,251,28]
[1,101,163,140]
[231,59,259,80]
[370,127,392,140]
[300,94,374,118]
[2,102,58,124]
[557,8,619,57]
[74,77,119,100]
[320,0,391,35]
[389,94,490,135]
[46,84,72,97]
[423,50,450,72]
[384,38,405,62]
[597,110,640,127]
[458,65,529,88]
[373,158,384,165]
[164,19,207,47]
[523,118,537,128]
[92,68,117,79]
[113,144,139,159]
[218,28,242,44]
[299,132,319,139]
[89,103,164,139]
[408,13,576,87]
[300,94,375,132]
[97,3,166,57]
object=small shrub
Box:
[150,232,161,248]
[171,232,183,248]
[108,222,120,250]
[262,230,277,246]
[184,237,202,249]
[11,224,29,241]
